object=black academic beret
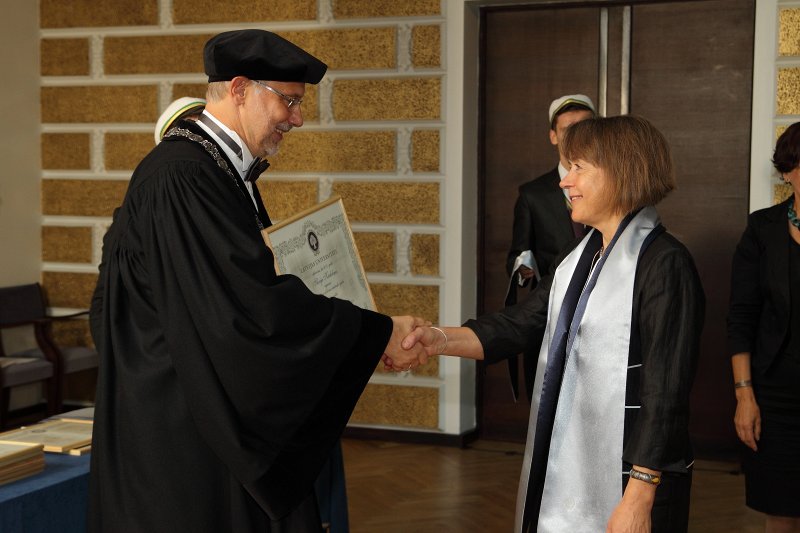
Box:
[204,29,327,84]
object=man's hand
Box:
[517,265,535,280]
[381,316,430,372]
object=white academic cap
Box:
[548,94,596,126]
[154,97,207,145]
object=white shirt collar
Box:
[195,110,256,177]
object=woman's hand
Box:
[606,473,655,533]
[734,388,761,451]
[606,502,651,533]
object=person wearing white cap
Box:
[154,96,207,144]
[88,29,428,533]
[503,94,595,401]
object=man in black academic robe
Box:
[88,30,424,532]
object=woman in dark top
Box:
[390,116,704,533]
[728,121,800,532]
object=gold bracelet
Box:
[734,379,752,389]
[429,326,448,354]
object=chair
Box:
[0,283,99,428]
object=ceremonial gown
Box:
[467,218,704,532]
[88,120,392,532]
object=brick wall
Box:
[40,0,446,431]
[776,5,800,203]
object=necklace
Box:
[590,247,604,269]
[586,246,604,284]
[789,200,800,230]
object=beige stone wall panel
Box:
[352,232,394,273]
[371,283,438,322]
[777,68,800,115]
[289,84,319,122]
[280,28,395,70]
[775,183,793,204]
[779,8,800,56]
[332,182,439,223]
[42,272,98,309]
[42,133,91,170]
[173,0,316,24]
[411,129,440,172]
[350,383,438,428]
[333,0,441,19]
[105,35,209,75]
[172,83,208,101]
[333,78,441,121]
[42,227,93,263]
[412,24,441,68]
[410,234,439,276]
[42,86,158,123]
[270,131,394,172]
[258,180,319,221]
[105,133,155,170]
[42,179,128,217]
[41,38,90,76]
[41,0,158,28]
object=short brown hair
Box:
[773,121,800,174]
[561,115,675,214]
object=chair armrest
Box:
[47,310,90,321]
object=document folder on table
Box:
[0,442,44,486]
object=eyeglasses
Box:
[251,80,303,109]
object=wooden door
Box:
[479,6,601,442]
[478,0,754,453]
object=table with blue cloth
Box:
[0,453,90,533]
[0,443,346,533]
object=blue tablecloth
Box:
[0,453,90,533]
[0,444,345,532]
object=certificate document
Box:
[0,420,93,453]
[262,196,376,311]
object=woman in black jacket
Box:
[728,122,800,532]
[389,116,704,533]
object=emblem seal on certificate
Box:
[262,196,376,311]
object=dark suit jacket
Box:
[506,168,576,279]
[727,196,795,374]
[468,229,704,473]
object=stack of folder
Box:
[0,442,45,486]
[0,419,93,456]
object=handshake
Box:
[381,316,449,372]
